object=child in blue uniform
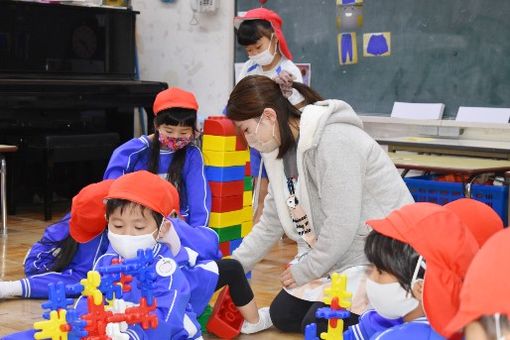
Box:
[104,87,211,228]
[344,202,480,340]
[0,180,112,299]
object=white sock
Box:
[0,280,23,298]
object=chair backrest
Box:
[391,102,445,120]
[455,106,510,124]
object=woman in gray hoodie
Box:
[225,75,414,334]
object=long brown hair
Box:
[226,75,323,158]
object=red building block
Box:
[209,180,244,197]
[245,162,251,176]
[212,195,243,213]
[219,241,231,257]
[236,133,248,150]
[206,287,243,338]
[204,116,236,136]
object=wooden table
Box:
[378,136,510,159]
[0,145,18,236]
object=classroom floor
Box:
[0,205,302,339]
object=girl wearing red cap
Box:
[445,228,510,340]
[0,180,112,300]
[235,8,306,224]
[225,75,413,334]
[104,87,211,228]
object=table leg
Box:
[1,155,7,236]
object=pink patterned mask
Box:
[158,134,193,151]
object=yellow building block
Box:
[241,149,250,162]
[204,150,248,167]
[209,209,245,228]
[241,221,253,237]
[242,206,252,222]
[202,135,236,151]
[243,190,253,207]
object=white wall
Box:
[132,0,235,126]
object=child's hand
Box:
[280,267,297,289]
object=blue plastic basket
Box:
[404,175,508,224]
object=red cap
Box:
[366,203,479,337]
[105,171,179,217]
[153,87,199,115]
[445,198,504,247]
[446,228,510,336]
[69,179,114,243]
[234,8,293,60]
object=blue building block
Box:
[229,238,243,254]
[205,165,245,182]
[99,271,122,301]
[304,323,319,340]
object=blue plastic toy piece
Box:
[304,323,319,340]
[65,282,84,297]
[66,309,88,340]
[41,282,74,319]
[315,306,351,320]
[205,165,245,182]
[99,271,122,301]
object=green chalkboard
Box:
[235,0,510,117]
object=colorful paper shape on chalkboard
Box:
[337,4,363,30]
[363,32,391,57]
[337,32,358,65]
[337,0,363,4]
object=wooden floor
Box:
[0,205,302,339]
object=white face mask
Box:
[245,115,280,153]
[366,278,419,320]
[249,34,277,66]
[107,229,157,259]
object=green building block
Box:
[244,176,253,191]
[210,224,242,242]
[198,304,213,333]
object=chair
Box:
[27,133,119,220]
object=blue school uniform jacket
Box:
[75,242,203,339]
[103,136,211,228]
[344,310,444,340]
[22,213,108,298]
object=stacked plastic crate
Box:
[202,116,253,258]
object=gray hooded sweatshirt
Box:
[232,99,414,286]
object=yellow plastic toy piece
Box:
[80,271,103,305]
[243,191,252,207]
[323,273,352,309]
[34,309,68,340]
[202,135,237,152]
[320,320,343,340]
[203,150,248,167]
[241,206,252,222]
[241,221,253,237]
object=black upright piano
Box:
[0,0,167,214]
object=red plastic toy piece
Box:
[219,241,231,257]
[206,287,243,338]
[111,258,133,293]
[330,297,340,328]
[245,162,251,176]
[81,296,113,338]
[209,180,244,197]
[108,298,158,330]
[212,195,243,213]
[204,116,236,136]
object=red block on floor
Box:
[209,180,244,197]
[219,241,231,257]
[212,195,243,213]
[206,287,243,338]
[204,116,236,136]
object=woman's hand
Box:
[280,267,297,289]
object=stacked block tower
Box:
[202,116,253,258]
